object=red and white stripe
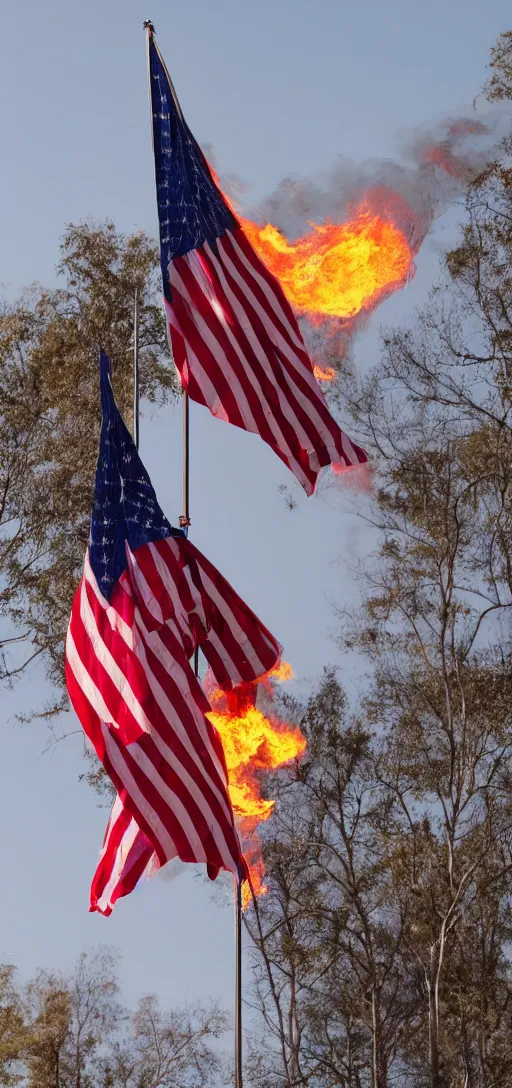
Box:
[165,226,367,495]
[66,535,281,915]
[90,799,157,916]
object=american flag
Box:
[65,353,281,914]
[148,31,367,496]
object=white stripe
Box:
[175,258,312,490]
[97,794,124,861]
[85,546,229,795]
[128,627,234,826]
[215,241,361,467]
[136,609,229,790]
[101,725,177,860]
[124,743,211,866]
[135,733,239,875]
[180,253,311,477]
[216,237,342,453]
[204,626,244,686]
[170,265,263,436]
[197,563,268,678]
[66,624,118,727]
[228,230,307,353]
[84,554,134,647]
[149,541,209,644]
[204,241,322,476]
[147,542,192,644]
[79,576,152,735]
[97,815,142,912]
[125,547,165,626]
[168,304,232,422]
[68,626,177,863]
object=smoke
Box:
[209,105,509,363]
[253,109,506,248]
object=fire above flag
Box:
[147,28,367,496]
[65,353,282,915]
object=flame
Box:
[206,662,305,906]
[313,363,336,382]
[261,659,294,684]
[242,211,413,322]
[209,166,414,323]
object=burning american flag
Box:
[65,353,284,914]
[147,28,368,495]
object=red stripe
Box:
[66,534,283,911]
[73,581,149,746]
[166,228,367,493]
[73,597,235,872]
[192,249,320,482]
[214,235,359,465]
[90,807,136,910]
[91,822,156,916]
[172,285,248,431]
[167,313,207,405]
[65,657,171,869]
[185,541,281,680]
[221,229,313,369]
[138,639,237,837]
[174,260,296,468]
[204,245,333,472]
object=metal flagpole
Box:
[180,388,198,674]
[133,287,140,450]
[143,21,242,1083]
[234,878,243,1088]
[181,391,191,529]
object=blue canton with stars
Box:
[89,352,184,601]
[149,35,239,304]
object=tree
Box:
[25,948,121,1088]
[111,996,227,1088]
[246,29,512,1088]
[340,32,512,1083]
[0,221,178,705]
[245,673,418,1088]
[0,949,226,1088]
[0,965,29,1086]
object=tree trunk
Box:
[371,985,387,1088]
[346,1014,353,1087]
[428,979,443,1088]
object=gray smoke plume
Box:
[208,105,509,366]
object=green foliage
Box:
[0,220,178,704]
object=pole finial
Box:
[143,19,155,34]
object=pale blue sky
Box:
[0,0,509,1048]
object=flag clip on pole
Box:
[235,877,243,1088]
[133,287,140,451]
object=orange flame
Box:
[206,662,304,906]
[242,212,413,322]
[209,167,414,323]
[313,364,336,382]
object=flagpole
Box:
[144,21,241,1082]
[181,387,198,673]
[235,878,243,1088]
[133,287,140,451]
[181,391,190,528]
